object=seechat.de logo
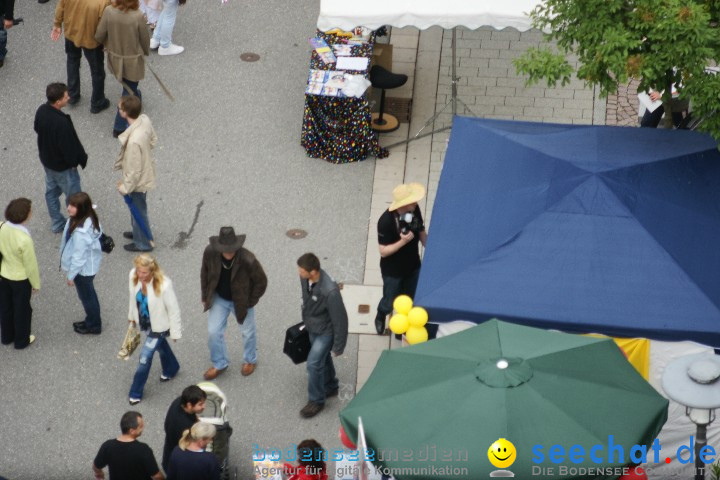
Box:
[488,438,516,477]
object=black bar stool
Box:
[370,65,407,133]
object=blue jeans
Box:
[307,333,338,404]
[207,294,256,369]
[128,192,153,250]
[376,268,421,317]
[129,334,179,399]
[0,17,7,60]
[44,167,81,233]
[152,0,180,48]
[65,39,106,108]
[113,80,141,133]
[74,275,101,330]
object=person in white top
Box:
[127,253,181,405]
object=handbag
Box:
[118,323,141,360]
[283,322,311,364]
[99,232,115,253]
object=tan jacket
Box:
[54,0,109,49]
[94,6,149,82]
[114,114,157,194]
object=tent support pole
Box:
[452,27,458,117]
[379,27,476,151]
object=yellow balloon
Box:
[389,314,410,334]
[407,307,428,327]
[393,295,413,315]
[406,326,428,345]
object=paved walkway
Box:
[355,25,627,392]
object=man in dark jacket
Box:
[162,385,206,472]
[0,0,15,68]
[34,82,87,233]
[201,227,267,380]
[296,252,348,418]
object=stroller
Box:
[197,382,234,480]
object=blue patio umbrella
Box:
[415,117,720,347]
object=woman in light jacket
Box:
[128,253,181,405]
[0,198,40,349]
[94,0,150,137]
[60,192,103,335]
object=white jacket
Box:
[127,269,181,340]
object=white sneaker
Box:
[158,44,184,56]
[150,38,160,49]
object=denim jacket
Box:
[60,217,102,280]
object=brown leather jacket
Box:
[200,246,267,323]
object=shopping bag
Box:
[118,323,141,360]
[283,322,311,364]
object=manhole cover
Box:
[240,52,260,62]
[286,229,308,239]
[384,97,413,123]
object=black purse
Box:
[283,322,311,364]
[99,232,114,253]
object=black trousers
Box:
[0,276,32,349]
[65,39,106,109]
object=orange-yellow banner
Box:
[585,334,650,379]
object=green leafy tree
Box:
[514,0,720,137]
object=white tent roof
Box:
[317,0,539,31]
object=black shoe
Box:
[375,312,387,335]
[326,388,339,398]
[123,243,152,252]
[68,95,80,105]
[300,401,324,418]
[74,324,101,335]
[0,60,4,68]
[90,98,110,113]
[112,129,124,138]
[73,321,85,328]
[395,333,402,341]
[159,374,173,382]
[38,0,51,4]
[123,231,134,240]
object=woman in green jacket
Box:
[0,198,40,349]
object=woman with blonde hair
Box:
[166,422,220,480]
[127,253,181,405]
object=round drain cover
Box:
[286,229,308,239]
[240,52,260,62]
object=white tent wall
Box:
[437,322,720,478]
[317,0,537,31]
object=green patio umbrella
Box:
[340,320,668,479]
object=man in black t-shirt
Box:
[162,385,207,471]
[93,411,164,480]
[375,183,428,334]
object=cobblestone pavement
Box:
[606,78,641,127]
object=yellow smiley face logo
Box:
[487,438,516,469]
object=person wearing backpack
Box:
[60,192,103,335]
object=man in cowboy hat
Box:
[200,227,267,379]
[375,183,427,334]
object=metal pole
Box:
[451,27,458,117]
[695,424,707,480]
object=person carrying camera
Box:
[374,183,427,335]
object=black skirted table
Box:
[301,31,389,164]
